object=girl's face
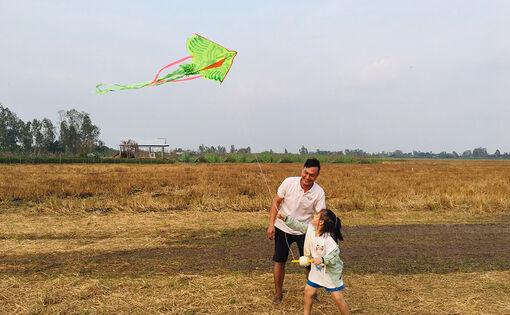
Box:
[311,212,324,230]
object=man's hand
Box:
[277,213,286,220]
[266,225,275,240]
[267,195,283,240]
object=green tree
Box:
[237,147,251,154]
[41,118,57,152]
[390,150,404,158]
[19,121,33,152]
[0,104,22,149]
[462,150,472,158]
[299,145,308,155]
[59,109,101,155]
[217,145,226,154]
[472,147,488,158]
[31,119,44,155]
[79,113,100,155]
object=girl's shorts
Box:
[306,279,344,292]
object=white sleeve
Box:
[277,177,290,199]
[314,191,326,212]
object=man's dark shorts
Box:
[273,226,311,270]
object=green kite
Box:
[95,34,237,94]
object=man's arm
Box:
[315,191,326,212]
[266,195,283,240]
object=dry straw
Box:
[1,161,510,314]
[1,161,509,215]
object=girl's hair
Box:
[318,209,343,242]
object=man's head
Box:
[301,158,320,188]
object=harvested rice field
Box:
[1,160,509,314]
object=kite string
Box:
[254,154,274,197]
[148,55,193,85]
[253,153,296,260]
[236,116,297,261]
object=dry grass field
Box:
[1,160,509,314]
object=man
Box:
[266,158,326,304]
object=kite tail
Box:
[95,56,199,94]
[148,56,193,86]
[95,82,151,94]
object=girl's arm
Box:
[277,213,308,234]
[311,246,342,266]
[323,245,342,266]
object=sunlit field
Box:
[1,160,509,314]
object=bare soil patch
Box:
[2,221,508,278]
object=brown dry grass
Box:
[1,160,510,314]
[1,211,509,314]
[1,160,510,216]
[2,271,509,314]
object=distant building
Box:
[118,142,169,159]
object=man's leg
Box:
[272,227,290,303]
[273,261,285,301]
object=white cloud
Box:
[355,58,401,86]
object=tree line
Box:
[0,104,108,156]
[2,103,507,159]
[175,145,509,159]
[196,144,252,154]
[305,146,510,159]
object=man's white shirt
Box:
[274,177,326,235]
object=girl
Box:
[277,209,349,315]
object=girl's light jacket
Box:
[283,215,344,288]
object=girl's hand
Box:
[277,213,286,220]
[312,257,322,265]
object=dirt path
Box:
[1,222,509,277]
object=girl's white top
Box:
[308,226,343,288]
[283,216,344,289]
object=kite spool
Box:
[291,256,312,267]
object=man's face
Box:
[301,166,319,187]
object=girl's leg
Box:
[304,284,318,315]
[330,290,350,315]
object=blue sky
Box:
[1,0,509,153]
